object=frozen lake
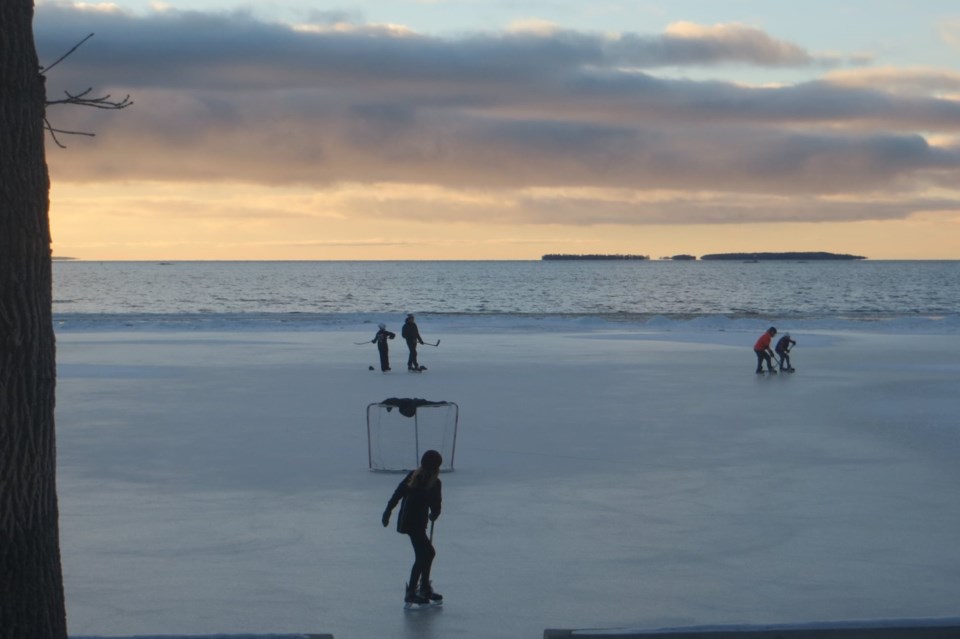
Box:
[56,326,960,638]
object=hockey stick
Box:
[429,519,435,542]
[424,340,440,347]
[353,341,371,345]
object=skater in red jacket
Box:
[753,326,778,374]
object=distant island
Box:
[700,252,866,261]
[543,252,864,261]
[542,254,649,261]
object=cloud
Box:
[824,66,960,96]
[35,6,839,91]
[641,21,817,67]
[35,3,960,228]
[314,184,960,226]
[939,19,960,50]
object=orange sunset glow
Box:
[37,2,960,260]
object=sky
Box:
[34,1,960,260]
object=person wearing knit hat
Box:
[382,449,444,607]
[775,332,797,372]
[420,449,442,471]
[753,326,778,374]
[401,314,426,372]
[371,323,396,372]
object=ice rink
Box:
[55,327,960,638]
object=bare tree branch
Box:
[42,33,133,147]
[43,117,96,149]
[41,32,95,74]
[47,88,133,110]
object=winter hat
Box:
[378,323,386,329]
[420,449,442,471]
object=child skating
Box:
[371,323,396,372]
[382,449,443,608]
[775,332,797,372]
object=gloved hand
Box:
[429,512,439,522]
[382,510,391,527]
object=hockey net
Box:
[367,398,458,472]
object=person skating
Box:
[401,314,426,371]
[775,332,797,372]
[753,326,778,374]
[382,449,443,607]
[371,323,396,372]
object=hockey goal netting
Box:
[367,398,458,472]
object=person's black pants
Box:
[378,345,390,371]
[776,350,791,370]
[407,529,435,590]
[755,349,772,372]
[406,340,419,369]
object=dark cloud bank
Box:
[35,4,960,225]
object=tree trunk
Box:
[0,1,68,638]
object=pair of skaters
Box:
[754,326,797,374]
[371,314,428,372]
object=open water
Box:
[52,260,960,333]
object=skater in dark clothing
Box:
[372,323,396,372]
[382,449,443,607]
[401,314,425,371]
[775,333,796,372]
[753,326,778,374]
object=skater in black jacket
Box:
[775,333,797,372]
[371,323,396,372]
[401,314,425,371]
[382,449,443,607]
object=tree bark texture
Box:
[0,2,67,638]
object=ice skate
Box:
[404,583,429,609]
[418,580,443,605]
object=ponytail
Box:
[407,465,438,489]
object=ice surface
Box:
[55,328,960,638]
